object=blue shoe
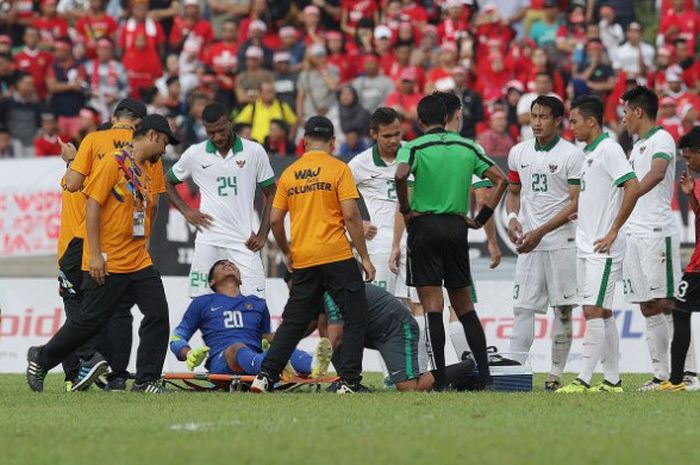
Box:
[71,353,110,392]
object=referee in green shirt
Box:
[395,94,507,390]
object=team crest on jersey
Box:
[236,159,246,168]
[587,159,593,166]
[639,145,646,154]
[548,164,558,173]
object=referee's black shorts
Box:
[406,214,472,289]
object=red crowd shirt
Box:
[75,14,118,56]
[205,42,239,74]
[33,134,68,157]
[401,3,428,25]
[118,18,165,95]
[438,17,471,43]
[659,8,700,53]
[328,54,356,83]
[169,16,214,59]
[14,1,35,21]
[14,48,53,99]
[342,0,378,30]
[32,16,69,43]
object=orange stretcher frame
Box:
[162,372,340,392]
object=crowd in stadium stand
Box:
[0,0,698,160]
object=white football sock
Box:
[449,320,470,360]
[645,314,670,380]
[509,307,535,364]
[415,316,429,374]
[578,318,605,385]
[602,317,620,385]
[550,307,573,378]
[666,313,697,374]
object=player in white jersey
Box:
[165,103,276,298]
[505,96,582,391]
[349,108,412,299]
[620,86,698,390]
[558,96,640,393]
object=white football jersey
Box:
[168,136,275,250]
[349,146,402,255]
[507,136,583,250]
[577,133,636,259]
[627,126,678,237]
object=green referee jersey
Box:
[396,128,495,215]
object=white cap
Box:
[309,43,326,57]
[666,64,683,83]
[374,25,392,40]
[183,0,199,6]
[273,51,291,63]
[245,46,264,59]
[249,19,267,32]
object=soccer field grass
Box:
[2,374,700,465]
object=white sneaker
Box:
[311,337,333,379]
[638,378,665,392]
[683,374,700,391]
[250,373,270,393]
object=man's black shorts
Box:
[406,214,472,288]
[675,272,700,312]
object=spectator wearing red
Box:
[33,113,68,156]
[658,0,700,53]
[348,17,376,57]
[555,7,586,71]
[674,38,700,92]
[426,42,458,94]
[204,18,239,92]
[658,96,682,141]
[666,64,700,114]
[387,40,425,92]
[651,45,674,93]
[524,48,564,99]
[340,0,379,37]
[476,52,513,104]
[46,38,87,139]
[604,73,640,134]
[326,31,355,83]
[504,37,536,85]
[477,111,515,159]
[396,19,421,47]
[14,27,53,100]
[384,67,421,140]
[301,5,325,46]
[32,0,69,47]
[383,0,403,35]
[352,53,394,112]
[118,0,166,98]
[238,0,279,50]
[170,0,214,60]
[400,0,427,30]
[373,25,396,76]
[74,0,119,59]
[474,5,514,71]
[12,0,36,26]
[438,0,471,44]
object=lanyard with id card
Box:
[114,148,148,238]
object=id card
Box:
[133,210,145,237]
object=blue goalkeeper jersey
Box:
[169,293,271,368]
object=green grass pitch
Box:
[2,373,700,465]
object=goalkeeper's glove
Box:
[186,346,210,371]
[261,338,270,352]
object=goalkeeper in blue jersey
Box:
[170,260,330,377]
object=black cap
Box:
[138,114,181,145]
[113,98,147,119]
[304,115,334,138]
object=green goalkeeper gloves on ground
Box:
[186,346,210,371]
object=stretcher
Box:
[162,372,340,392]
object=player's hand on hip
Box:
[186,346,210,371]
[363,221,378,240]
[89,253,108,286]
[516,229,543,254]
[681,168,695,195]
[507,218,523,245]
[245,231,266,252]
[594,230,618,254]
[402,210,420,224]
[389,246,401,274]
[184,208,214,231]
[361,256,376,283]
[464,216,481,229]
[488,240,502,269]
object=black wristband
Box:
[474,206,494,226]
[400,206,411,214]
